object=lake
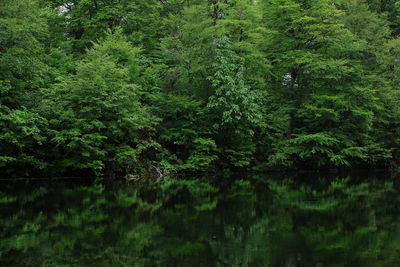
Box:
[1,173,400,266]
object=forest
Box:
[2,1,400,265]
[1,0,400,180]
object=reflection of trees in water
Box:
[210,219,270,267]
[1,178,400,266]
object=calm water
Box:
[1,174,400,266]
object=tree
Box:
[260,0,392,168]
[39,0,165,54]
[44,30,158,177]
[0,0,50,108]
[207,36,261,168]
[0,0,53,176]
[159,0,266,172]
[365,0,400,35]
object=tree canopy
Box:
[0,0,399,179]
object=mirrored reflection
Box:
[1,176,400,266]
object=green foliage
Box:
[364,0,400,35]
[378,37,400,85]
[0,107,48,173]
[44,30,158,176]
[1,0,400,177]
[39,0,165,54]
[156,94,218,173]
[0,0,50,106]
[207,36,260,127]
[259,0,394,168]
[344,1,391,44]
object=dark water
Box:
[1,175,400,266]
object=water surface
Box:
[1,175,400,266]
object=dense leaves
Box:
[1,0,399,178]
